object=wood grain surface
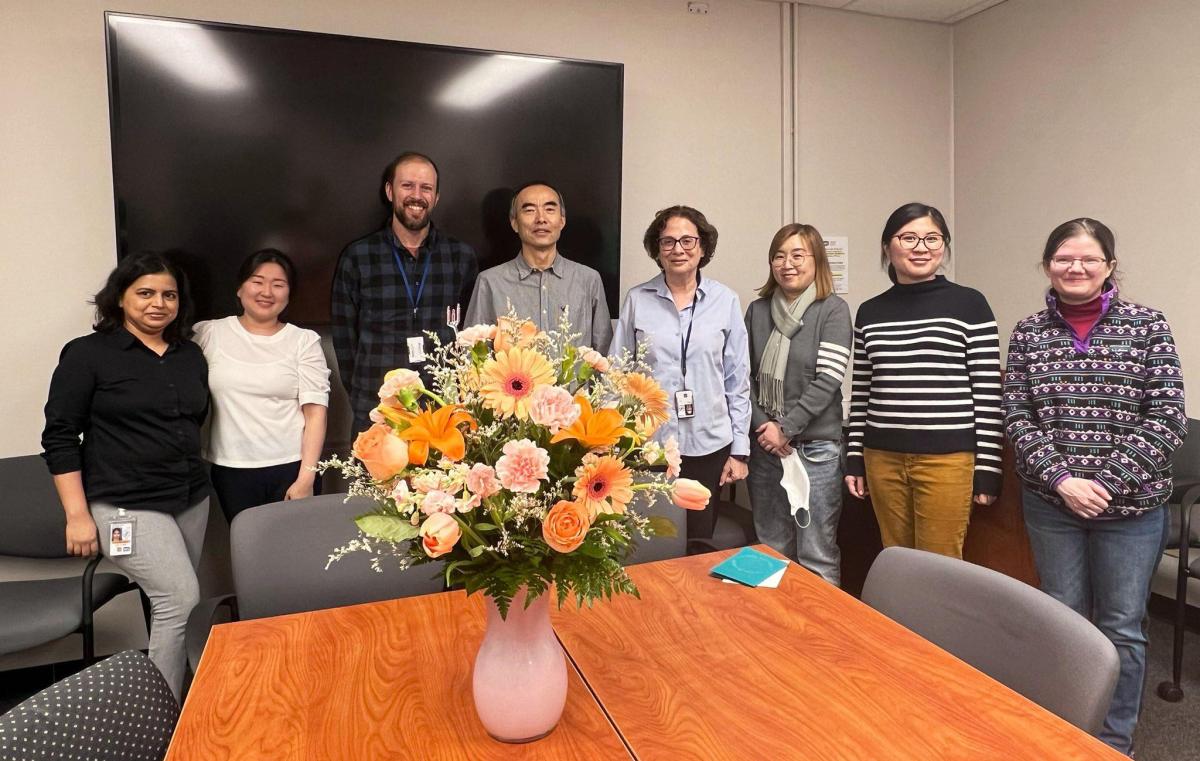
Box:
[167,590,630,761]
[962,445,1040,587]
[552,547,1124,761]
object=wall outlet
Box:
[687,2,709,15]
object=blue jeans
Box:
[1022,489,1165,754]
[749,439,843,586]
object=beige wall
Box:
[954,0,1199,398]
[795,5,954,310]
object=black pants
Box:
[210,461,321,524]
[680,444,731,540]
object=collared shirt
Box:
[465,252,612,350]
[332,222,478,430]
[610,272,751,457]
[41,327,210,513]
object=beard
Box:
[394,198,431,232]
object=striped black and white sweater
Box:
[1003,289,1186,516]
[846,276,1004,496]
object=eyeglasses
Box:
[1048,257,1109,272]
[893,233,945,251]
[771,252,811,265]
[658,236,700,252]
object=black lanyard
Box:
[679,278,699,387]
[391,241,432,317]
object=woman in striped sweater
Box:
[1003,218,1185,753]
[844,203,1003,559]
[745,224,852,586]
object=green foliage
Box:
[355,513,419,542]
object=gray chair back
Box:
[0,454,70,558]
[0,650,177,761]
[861,546,1119,736]
[622,480,687,566]
[230,493,444,620]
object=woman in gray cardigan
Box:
[745,224,852,585]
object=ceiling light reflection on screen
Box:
[112,16,248,93]
[438,54,560,110]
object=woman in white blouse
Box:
[193,250,330,522]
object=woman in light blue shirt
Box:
[610,205,751,542]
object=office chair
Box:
[0,650,177,761]
[186,493,444,670]
[1156,417,1200,702]
[0,455,145,663]
[862,546,1119,736]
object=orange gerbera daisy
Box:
[621,372,670,438]
[479,346,555,420]
[394,405,478,465]
[573,456,634,517]
[550,396,636,451]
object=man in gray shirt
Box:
[465,182,612,349]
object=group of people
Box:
[41,149,1185,754]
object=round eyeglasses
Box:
[893,233,945,251]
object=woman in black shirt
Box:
[42,252,208,700]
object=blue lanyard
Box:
[391,241,432,317]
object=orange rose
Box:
[671,478,711,511]
[419,512,461,558]
[351,423,409,481]
[542,499,592,553]
[494,316,539,352]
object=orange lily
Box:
[494,316,539,352]
[395,405,478,465]
[550,396,637,451]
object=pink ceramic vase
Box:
[472,587,568,743]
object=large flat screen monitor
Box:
[106,13,623,324]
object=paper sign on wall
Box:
[823,237,849,294]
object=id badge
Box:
[407,336,427,363]
[108,517,136,557]
[675,389,695,419]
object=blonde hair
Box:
[758,223,833,299]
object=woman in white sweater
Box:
[194,250,330,522]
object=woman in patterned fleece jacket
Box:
[1003,218,1186,755]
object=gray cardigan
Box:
[744,294,852,443]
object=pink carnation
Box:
[579,347,611,373]
[466,463,501,498]
[419,489,457,516]
[378,368,424,401]
[457,323,498,346]
[664,436,682,479]
[495,439,550,494]
[528,385,581,434]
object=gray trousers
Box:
[92,497,208,700]
[748,439,844,587]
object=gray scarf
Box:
[757,285,816,418]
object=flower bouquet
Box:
[320,314,710,741]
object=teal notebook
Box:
[710,547,788,587]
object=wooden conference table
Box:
[168,547,1123,760]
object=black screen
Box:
[106,13,623,324]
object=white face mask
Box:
[779,451,811,529]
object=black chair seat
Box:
[0,650,178,761]
[0,573,130,656]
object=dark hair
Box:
[642,205,718,269]
[879,202,952,283]
[509,181,566,219]
[237,248,297,291]
[381,151,440,195]
[1041,218,1118,283]
[91,251,195,341]
[758,223,834,300]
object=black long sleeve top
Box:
[41,327,210,513]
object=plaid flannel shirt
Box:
[332,223,478,433]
